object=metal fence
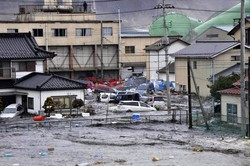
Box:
[1,110,248,137]
[192,112,249,136]
[0,110,189,133]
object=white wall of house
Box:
[14,89,84,114]
[36,60,44,73]
[159,73,175,82]
[221,94,249,124]
[149,41,187,81]
[41,89,84,110]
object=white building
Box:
[144,36,189,81]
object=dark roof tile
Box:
[14,72,86,90]
[0,33,56,60]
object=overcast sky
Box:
[0,0,239,31]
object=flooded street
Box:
[0,121,250,166]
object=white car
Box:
[97,93,116,103]
[0,104,24,118]
[109,101,156,112]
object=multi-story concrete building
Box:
[0,0,119,80]
[120,32,161,79]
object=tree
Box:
[42,97,56,117]
[209,73,240,101]
[72,98,84,116]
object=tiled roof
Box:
[0,79,16,89]
[172,40,239,58]
[218,88,248,95]
[232,77,248,87]
[0,33,56,60]
[14,72,86,90]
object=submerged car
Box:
[109,101,156,112]
[151,96,166,110]
[0,104,24,118]
[136,83,155,94]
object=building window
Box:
[227,104,237,124]
[28,97,34,109]
[7,29,18,33]
[231,56,240,61]
[52,96,76,109]
[180,85,187,92]
[193,61,197,69]
[33,29,43,37]
[245,81,248,90]
[13,61,36,72]
[102,27,113,36]
[246,28,250,46]
[52,28,67,37]
[76,28,92,36]
[125,46,135,54]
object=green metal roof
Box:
[149,12,202,37]
[193,0,250,36]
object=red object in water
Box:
[33,116,45,121]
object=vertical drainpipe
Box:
[45,23,49,73]
[69,45,74,79]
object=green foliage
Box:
[72,98,84,116]
[42,97,56,116]
[72,99,84,109]
[209,73,240,100]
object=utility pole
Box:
[248,57,250,137]
[187,57,192,129]
[118,8,122,79]
[101,21,104,80]
[240,0,246,137]
[190,65,209,130]
[154,0,174,112]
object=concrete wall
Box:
[0,22,119,46]
[120,37,161,79]
[0,21,119,79]
[221,94,249,124]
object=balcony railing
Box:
[0,68,16,79]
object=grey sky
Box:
[0,0,239,30]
